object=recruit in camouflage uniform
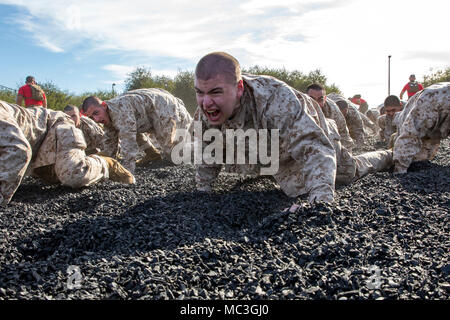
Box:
[78,115,106,155]
[321,97,355,151]
[97,88,192,174]
[0,101,134,206]
[359,110,380,136]
[378,113,397,142]
[392,82,449,173]
[195,74,393,203]
[327,93,366,148]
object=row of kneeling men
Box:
[1,52,448,206]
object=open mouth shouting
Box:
[203,107,222,123]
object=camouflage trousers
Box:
[0,116,32,206]
[335,142,393,185]
[1,123,108,206]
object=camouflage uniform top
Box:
[195,74,337,203]
[378,114,397,142]
[322,97,355,151]
[328,93,365,147]
[79,115,105,155]
[102,88,193,173]
[393,82,449,173]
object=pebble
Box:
[0,138,448,300]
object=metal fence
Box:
[0,84,17,92]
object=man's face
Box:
[84,103,111,125]
[385,104,402,118]
[409,75,416,82]
[65,109,81,127]
[194,74,244,126]
[307,89,326,108]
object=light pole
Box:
[112,83,116,95]
[388,55,391,95]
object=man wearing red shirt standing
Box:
[400,74,424,100]
[16,76,47,108]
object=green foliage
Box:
[0,89,16,104]
[39,81,74,110]
[172,70,196,115]
[422,67,450,88]
[122,65,341,115]
[33,82,116,111]
[2,65,340,116]
[243,65,341,94]
[124,67,197,115]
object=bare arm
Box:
[16,95,23,106]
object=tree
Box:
[124,66,155,91]
[173,70,196,115]
[422,67,450,88]
[39,81,74,110]
[0,89,16,104]
[243,65,341,94]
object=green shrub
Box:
[0,89,16,104]
[423,67,450,88]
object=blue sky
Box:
[0,0,448,106]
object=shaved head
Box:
[81,96,102,113]
[195,52,242,85]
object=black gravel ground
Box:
[0,137,448,300]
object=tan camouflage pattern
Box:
[78,115,106,155]
[360,111,379,135]
[0,101,108,205]
[328,93,366,147]
[302,94,393,186]
[322,97,355,151]
[101,88,193,173]
[378,114,397,142]
[393,82,449,173]
[366,109,380,126]
[195,75,393,203]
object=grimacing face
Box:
[84,103,111,126]
[307,89,326,108]
[194,74,244,126]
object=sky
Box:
[0,0,448,107]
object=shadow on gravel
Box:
[14,189,292,266]
[394,161,450,194]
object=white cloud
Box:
[1,0,448,105]
[102,64,135,80]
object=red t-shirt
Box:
[350,97,367,105]
[18,84,46,106]
[402,82,424,98]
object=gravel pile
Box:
[0,137,448,300]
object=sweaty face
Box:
[65,110,81,127]
[194,74,244,126]
[307,89,326,108]
[84,104,111,125]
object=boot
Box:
[136,145,162,166]
[100,156,136,184]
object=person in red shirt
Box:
[400,74,424,100]
[350,94,369,114]
[16,76,47,108]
